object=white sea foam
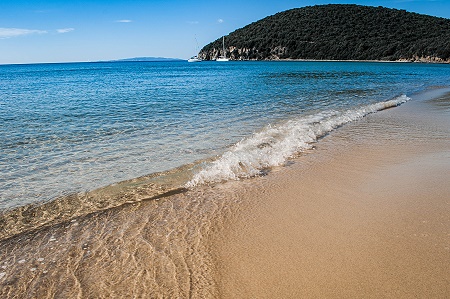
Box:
[186,95,410,187]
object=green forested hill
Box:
[199,4,450,62]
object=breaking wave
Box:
[186,95,410,187]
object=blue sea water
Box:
[1,61,450,210]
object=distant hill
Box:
[113,57,184,62]
[199,4,450,62]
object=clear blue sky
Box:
[1,0,449,64]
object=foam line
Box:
[186,95,410,187]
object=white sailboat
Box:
[216,36,229,62]
[188,56,201,62]
[188,37,202,63]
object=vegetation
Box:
[199,4,450,62]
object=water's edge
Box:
[0,95,410,241]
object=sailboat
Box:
[188,55,201,62]
[188,37,202,63]
[216,36,229,62]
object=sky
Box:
[1,0,449,64]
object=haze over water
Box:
[1,61,450,211]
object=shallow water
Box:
[1,61,450,236]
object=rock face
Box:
[398,56,450,63]
[199,4,450,62]
[199,46,289,61]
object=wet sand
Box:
[1,88,449,298]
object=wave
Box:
[186,95,410,187]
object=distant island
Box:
[110,57,184,62]
[199,4,450,63]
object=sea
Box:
[1,61,450,224]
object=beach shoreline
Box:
[211,88,450,298]
[1,88,449,298]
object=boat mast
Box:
[195,36,199,55]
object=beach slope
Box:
[212,89,450,298]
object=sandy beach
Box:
[211,88,450,298]
[1,88,449,298]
